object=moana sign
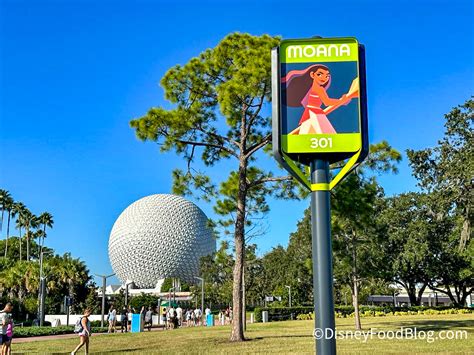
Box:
[272,37,368,190]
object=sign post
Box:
[272,37,368,354]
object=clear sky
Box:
[1,0,473,285]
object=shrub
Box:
[254,305,472,322]
[13,326,108,338]
[254,307,313,322]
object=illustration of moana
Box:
[282,64,358,135]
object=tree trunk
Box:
[351,233,361,330]
[406,284,417,306]
[416,283,427,306]
[26,223,30,261]
[19,226,22,261]
[4,212,11,258]
[230,161,247,342]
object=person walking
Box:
[71,308,91,355]
[144,307,153,331]
[175,305,183,327]
[193,307,201,326]
[0,303,13,355]
[161,307,167,330]
[120,308,128,333]
[127,307,132,332]
[107,306,117,333]
[168,306,176,329]
[204,306,211,325]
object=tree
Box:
[130,33,300,341]
[2,195,15,258]
[160,278,174,293]
[0,190,12,234]
[407,98,473,249]
[377,193,437,306]
[21,208,38,261]
[419,193,473,306]
[37,212,54,273]
[332,174,381,329]
[285,209,313,305]
[197,241,234,307]
[13,202,27,261]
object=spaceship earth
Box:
[108,194,215,288]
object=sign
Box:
[272,37,368,190]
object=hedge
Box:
[254,306,473,322]
[13,326,109,338]
[254,307,313,322]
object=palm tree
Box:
[13,202,27,261]
[0,189,12,233]
[3,196,16,258]
[38,212,54,263]
[23,210,38,261]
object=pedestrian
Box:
[219,310,225,326]
[175,305,183,327]
[120,308,128,333]
[0,303,13,355]
[193,307,201,326]
[168,306,176,329]
[225,307,230,325]
[107,306,116,333]
[161,307,167,329]
[127,307,132,332]
[71,308,91,355]
[186,309,192,327]
[144,307,153,331]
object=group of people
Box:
[218,307,233,325]
[0,301,235,355]
[106,304,218,331]
[162,306,208,329]
[105,305,155,333]
[0,303,13,355]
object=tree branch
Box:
[196,123,240,149]
[177,139,239,158]
[249,175,292,188]
[245,133,271,159]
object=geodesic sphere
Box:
[108,194,215,288]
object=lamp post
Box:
[168,287,175,308]
[38,250,52,326]
[194,276,204,324]
[95,273,116,328]
[285,285,292,308]
[124,279,134,308]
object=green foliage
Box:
[160,278,174,293]
[130,32,300,340]
[195,241,234,307]
[13,326,108,338]
[0,241,93,320]
[407,98,473,249]
[129,293,160,311]
[254,305,473,322]
[254,307,314,322]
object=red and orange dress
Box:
[298,92,336,134]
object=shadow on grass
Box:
[375,319,474,332]
[243,334,313,342]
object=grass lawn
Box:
[13,314,473,354]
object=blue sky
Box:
[1,0,473,285]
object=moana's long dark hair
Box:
[282,64,331,107]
